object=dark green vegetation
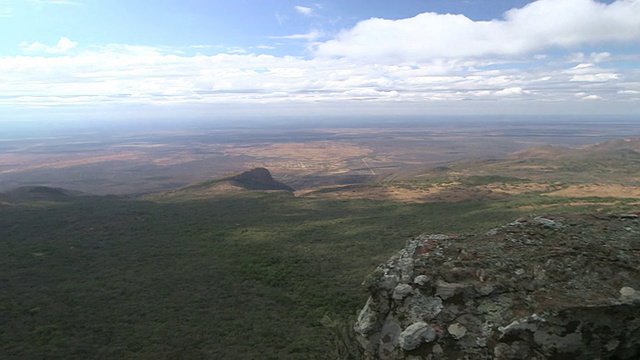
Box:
[1,183,636,359]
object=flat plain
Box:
[3,116,640,195]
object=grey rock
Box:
[533,216,560,228]
[414,274,430,286]
[392,284,413,300]
[474,283,495,296]
[435,281,468,300]
[406,293,443,322]
[379,318,402,355]
[620,286,640,303]
[447,323,467,340]
[398,322,436,351]
[380,273,399,291]
[354,297,379,335]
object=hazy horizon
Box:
[1,113,639,138]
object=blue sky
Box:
[1,0,639,121]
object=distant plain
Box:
[3,116,640,195]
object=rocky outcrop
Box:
[355,214,640,359]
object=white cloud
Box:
[294,5,312,16]
[590,52,611,63]
[566,52,612,63]
[271,29,323,41]
[495,87,531,96]
[566,52,586,62]
[314,0,640,63]
[1,35,639,117]
[28,0,83,6]
[566,63,595,73]
[582,94,603,100]
[563,62,619,82]
[571,73,619,82]
[227,46,246,54]
[190,44,213,49]
[20,37,78,54]
[275,11,287,25]
[0,0,13,17]
[0,53,607,100]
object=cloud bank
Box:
[20,37,78,53]
[2,42,635,109]
[315,0,640,62]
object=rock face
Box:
[355,214,640,359]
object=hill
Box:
[0,186,86,204]
[4,186,73,198]
[225,167,294,191]
[155,167,294,199]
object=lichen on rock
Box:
[355,213,640,359]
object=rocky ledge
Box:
[355,213,640,359]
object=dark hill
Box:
[226,167,294,191]
[153,167,294,199]
[2,186,82,200]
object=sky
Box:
[1,0,640,122]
